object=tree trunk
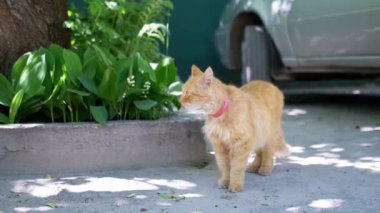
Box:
[0,0,70,76]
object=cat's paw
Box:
[218,178,229,189]
[228,182,243,192]
[258,165,273,176]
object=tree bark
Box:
[0,0,70,76]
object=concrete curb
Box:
[0,114,206,175]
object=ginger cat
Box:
[180,65,289,192]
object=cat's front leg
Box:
[247,151,262,173]
[228,143,251,192]
[212,142,230,188]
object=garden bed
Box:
[0,114,205,175]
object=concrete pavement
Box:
[0,95,379,213]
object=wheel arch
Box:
[229,12,264,70]
[229,11,283,72]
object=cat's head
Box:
[179,65,216,113]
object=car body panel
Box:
[215,0,380,73]
[287,0,380,69]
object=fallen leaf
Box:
[158,192,185,202]
[45,201,57,208]
[126,193,136,199]
[45,173,52,180]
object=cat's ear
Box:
[202,67,214,87]
[191,65,202,76]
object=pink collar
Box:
[212,96,230,118]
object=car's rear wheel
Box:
[241,25,280,83]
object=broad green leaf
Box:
[155,57,177,87]
[9,89,24,123]
[17,53,47,98]
[0,112,9,124]
[0,73,13,106]
[92,45,116,67]
[168,81,182,96]
[63,49,82,86]
[115,57,132,97]
[98,68,117,101]
[134,99,157,111]
[43,49,55,96]
[48,44,64,84]
[137,54,156,82]
[11,53,31,87]
[67,88,91,96]
[78,75,98,95]
[83,48,97,78]
[90,105,108,124]
[96,21,120,40]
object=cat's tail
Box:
[275,141,291,158]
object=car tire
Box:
[241,25,279,83]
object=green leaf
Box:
[45,173,52,180]
[11,53,31,87]
[17,53,47,98]
[83,48,97,78]
[115,57,132,100]
[9,89,24,124]
[45,201,57,208]
[0,112,9,124]
[92,45,116,67]
[67,88,91,96]
[126,193,136,199]
[137,54,156,82]
[159,193,172,200]
[98,68,117,101]
[90,105,108,124]
[96,21,120,40]
[168,81,182,96]
[0,73,13,106]
[43,49,55,96]
[63,49,82,87]
[155,57,177,87]
[134,99,157,111]
[48,44,64,84]
[78,75,98,95]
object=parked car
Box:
[215,0,380,83]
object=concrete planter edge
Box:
[0,114,206,175]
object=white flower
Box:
[127,75,136,86]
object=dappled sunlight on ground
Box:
[8,175,203,212]
[286,142,380,173]
[285,198,346,213]
[308,198,345,209]
[284,108,307,116]
[288,146,305,154]
[360,126,380,132]
[14,206,52,212]
[11,176,197,198]
[285,206,301,213]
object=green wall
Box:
[169,0,240,84]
